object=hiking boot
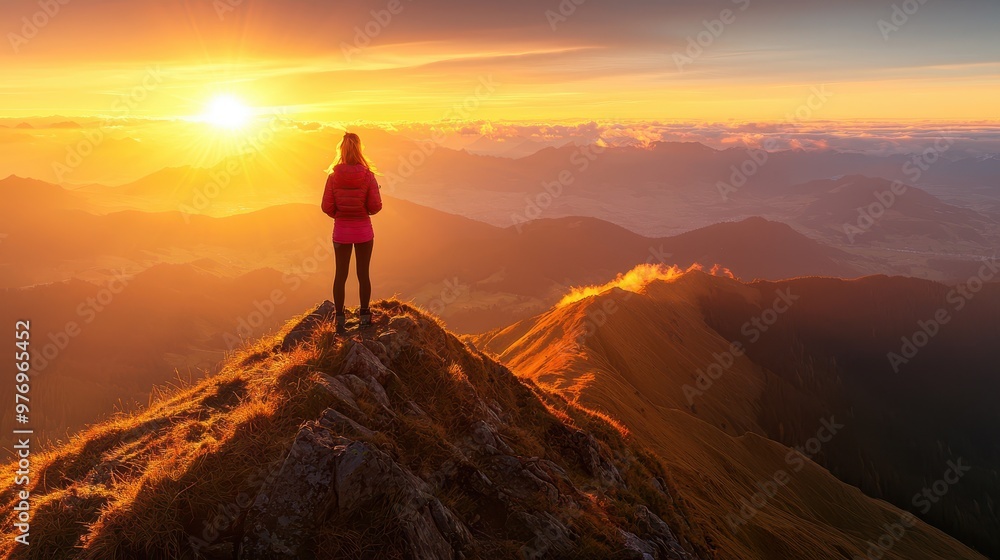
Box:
[359,309,372,329]
[335,313,347,335]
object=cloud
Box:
[370,119,1000,156]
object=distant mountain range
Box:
[2,174,876,442]
[1,173,868,324]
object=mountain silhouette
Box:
[478,268,999,557]
[791,175,990,245]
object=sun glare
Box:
[202,95,252,129]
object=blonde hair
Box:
[328,132,375,173]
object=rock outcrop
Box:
[0,300,701,560]
[240,301,697,559]
[241,425,472,560]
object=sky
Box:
[2,0,999,123]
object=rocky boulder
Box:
[240,416,472,560]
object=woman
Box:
[321,132,383,332]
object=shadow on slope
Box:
[476,270,990,560]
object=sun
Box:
[202,95,252,129]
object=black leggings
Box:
[333,240,374,315]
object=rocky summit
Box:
[0,300,704,560]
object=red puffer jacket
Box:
[321,163,383,243]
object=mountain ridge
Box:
[477,268,1000,557]
[0,300,709,560]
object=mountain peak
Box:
[1,300,702,559]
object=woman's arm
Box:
[366,172,383,215]
[321,174,337,217]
